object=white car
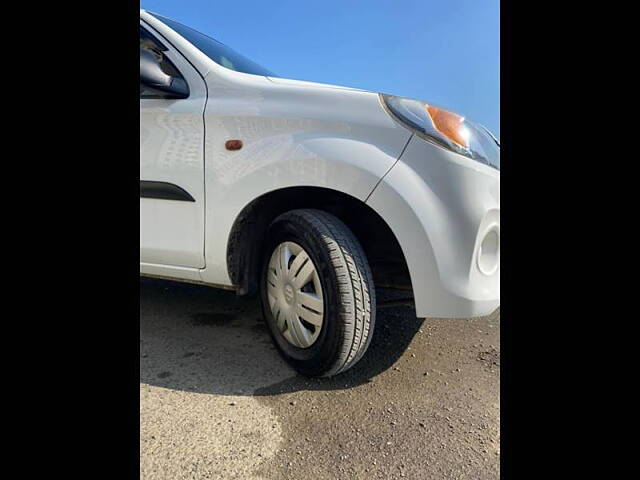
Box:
[140,10,500,377]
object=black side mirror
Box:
[140,48,189,98]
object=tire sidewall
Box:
[260,215,345,375]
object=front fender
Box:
[201,132,410,286]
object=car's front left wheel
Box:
[260,209,376,377]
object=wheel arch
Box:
[226,186,413,297]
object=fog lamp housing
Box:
[477,227,500,276]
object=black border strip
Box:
[140,181,195,202]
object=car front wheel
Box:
[260,209,376,377]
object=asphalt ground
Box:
[140,277,500,479]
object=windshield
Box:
[150,12,276,77]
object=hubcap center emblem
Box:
[284,284,295,304]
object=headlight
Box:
[380,94,500,170]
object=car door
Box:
[140,23,207,269]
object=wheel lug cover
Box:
[266,242,324,349]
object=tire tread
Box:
[279,209,376,376]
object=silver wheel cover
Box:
[266,242,324,348]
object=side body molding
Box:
[140,181,196,202]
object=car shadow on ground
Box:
[140,277,424,396]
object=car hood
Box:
[266,76,370,93]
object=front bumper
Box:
[366,135,500,318]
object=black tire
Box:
[260,209,376,377]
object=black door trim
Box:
[140,181,195,202]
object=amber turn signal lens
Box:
[425,105,468,148]
[225,139,243,151]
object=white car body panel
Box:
[367,136,500,317]
[139,262,203,282]
[266,76,367,92]
[139,18,207,268]
[199,75,411,285]
[139,9,500,318]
